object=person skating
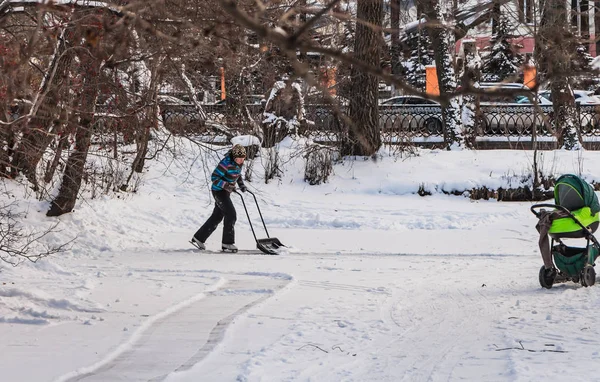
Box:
[191,144,247,252]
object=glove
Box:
[223,182,236,193]
[239,184,247,193]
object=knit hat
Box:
[231,144,246,158]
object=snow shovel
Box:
[234,189,285,255]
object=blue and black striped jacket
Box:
[211,151,245,192]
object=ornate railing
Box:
[156,102,600,144]
[379,105,444,137]
[478,105,554,136]
[577,105,600,136]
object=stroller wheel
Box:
[539,266,555,289]
[581,265,596,287]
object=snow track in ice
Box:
[56,274,290,382]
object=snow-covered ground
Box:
[2,138,600,382]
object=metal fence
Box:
[157,102,600,146]
[477,104,600,137]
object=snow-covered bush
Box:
[304,144,334,185]
[262,79,306,147]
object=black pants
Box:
[194,190,237,244]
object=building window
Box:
[572,0,590,37]
[518,0,533,23]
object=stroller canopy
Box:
[554,174,600,214]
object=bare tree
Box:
[10,14,74,190]
[47,13,106,216]
[3,0,590,222]
[537,0,580,149]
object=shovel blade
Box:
[256,238,284,255]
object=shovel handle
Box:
[234,190,258,242]
[245,189,271,238]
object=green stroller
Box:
[531,174,600,289]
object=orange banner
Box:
[523,64,536,89]
[220,67,226,100]
[426,65,439,96]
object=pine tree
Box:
[572,43,593,89]
[402,25,434,91]
[573,44,593,70]
[481,14,523,82]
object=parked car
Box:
[380,95,440,106]
[158,94,229,133]
[477,82,550,104]
[303,95,350,133]
[215,94,266,106]
[506,87,600,132]
[538,90,600,131]
[538,90,600,105]
[379,96,443,134]
[477,83,552,134]
[158,94,191,106]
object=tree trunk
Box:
[131,86,157,175]
[390,0,401,78]
[423,0,463,149]
[553,80,579,149]
[460,40,481,148]
[491,0,501,34]
[342,0,383,157]
[571,0,579,30]
[43,131,68,185]
[581,0,590,39]
[43,103,73,184]
[12,26,72,189]
[538,0,580,149]
[47,27,103,217]
[595,1,600,55]
[0,129,14,178]
[0,107,16,178]
[120,57,163,191]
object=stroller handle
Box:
[530,203,565,218]
[530,203,600,247]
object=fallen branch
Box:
[332,344,357,356]
[297,343,357,356]
[298,343,329,353]
[494,341,567,353]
